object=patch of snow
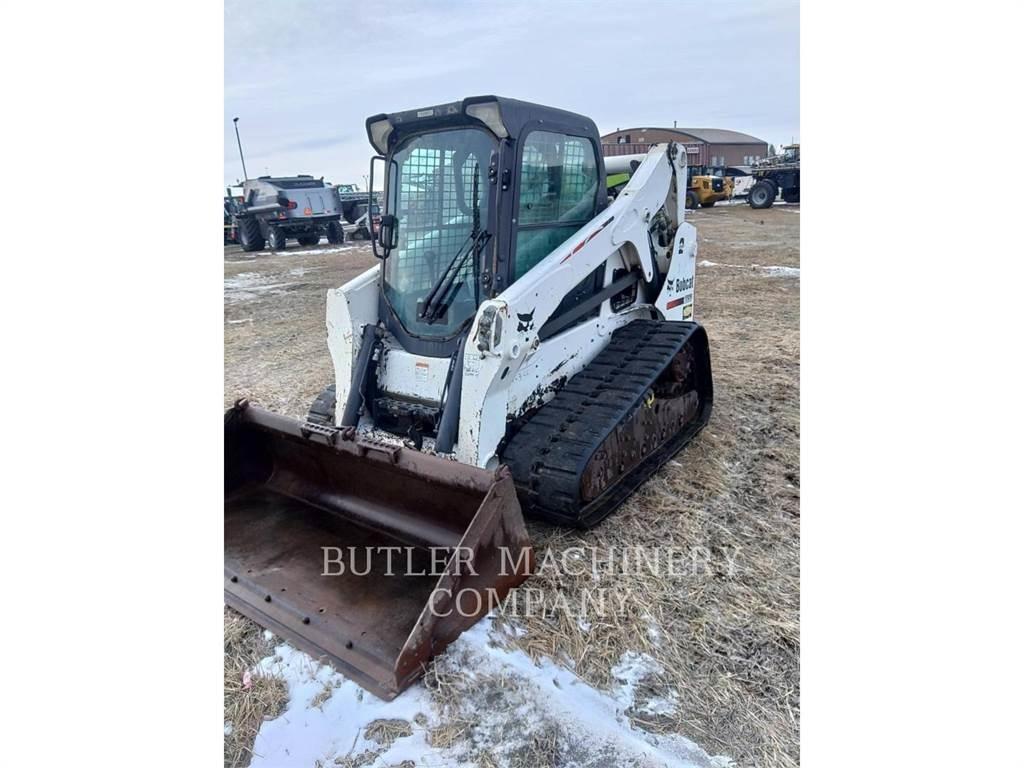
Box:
[611,650,663,707]
[223,272,298,303]
[250,644,438,768]
[263,629,275,642]
[721,240,786,248]
[697,260,799,278]
[647,619,665,648]
[252,244,359,258]
[760,265,801,277]
[248,616,730,768]
[287,266,324,277]
[457,622,722,766]
[504,620,529,639]
[640,695,681,717]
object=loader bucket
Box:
[224,402,532,700]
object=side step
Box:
[225,402,532,699]
[503,320,713,527]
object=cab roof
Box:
[365,95,601,154]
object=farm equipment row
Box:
[225,177,381,251]
[748,144,800,209]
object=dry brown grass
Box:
[483,206,800,767]
[332,748,379,767]
[309,683,336,710]
[333,717,422,766]
[223,207,800,766]
[363,718,414,748]
[422,655,592,768]
[223,243,377,420]
[332,748,381,767]
[223,607,289,768]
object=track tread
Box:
[306,385,336,426]
[502,320,712,527]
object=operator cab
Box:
[366,96,607,357]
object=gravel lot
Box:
[224,202,800,767]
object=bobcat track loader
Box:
[225,96,713,698]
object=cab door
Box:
[509,130,600,284]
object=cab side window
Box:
[513,131,598,281]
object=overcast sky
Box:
[224,0,798,187]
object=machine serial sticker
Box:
[415,362,429,383]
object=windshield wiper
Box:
[419,170,488,324]
[418,231,489,325]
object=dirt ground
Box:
[224,202,800,767]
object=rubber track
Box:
[306,384,336,426]
[502,319,712,528]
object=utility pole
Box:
[233,117,249,181]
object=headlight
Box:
[368,118,394,154]
[476,305,503,354]
[465,101,508,139]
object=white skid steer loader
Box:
[225,96,713,698]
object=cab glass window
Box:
[514,131,598,280]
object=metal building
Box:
[601,127,768,169]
